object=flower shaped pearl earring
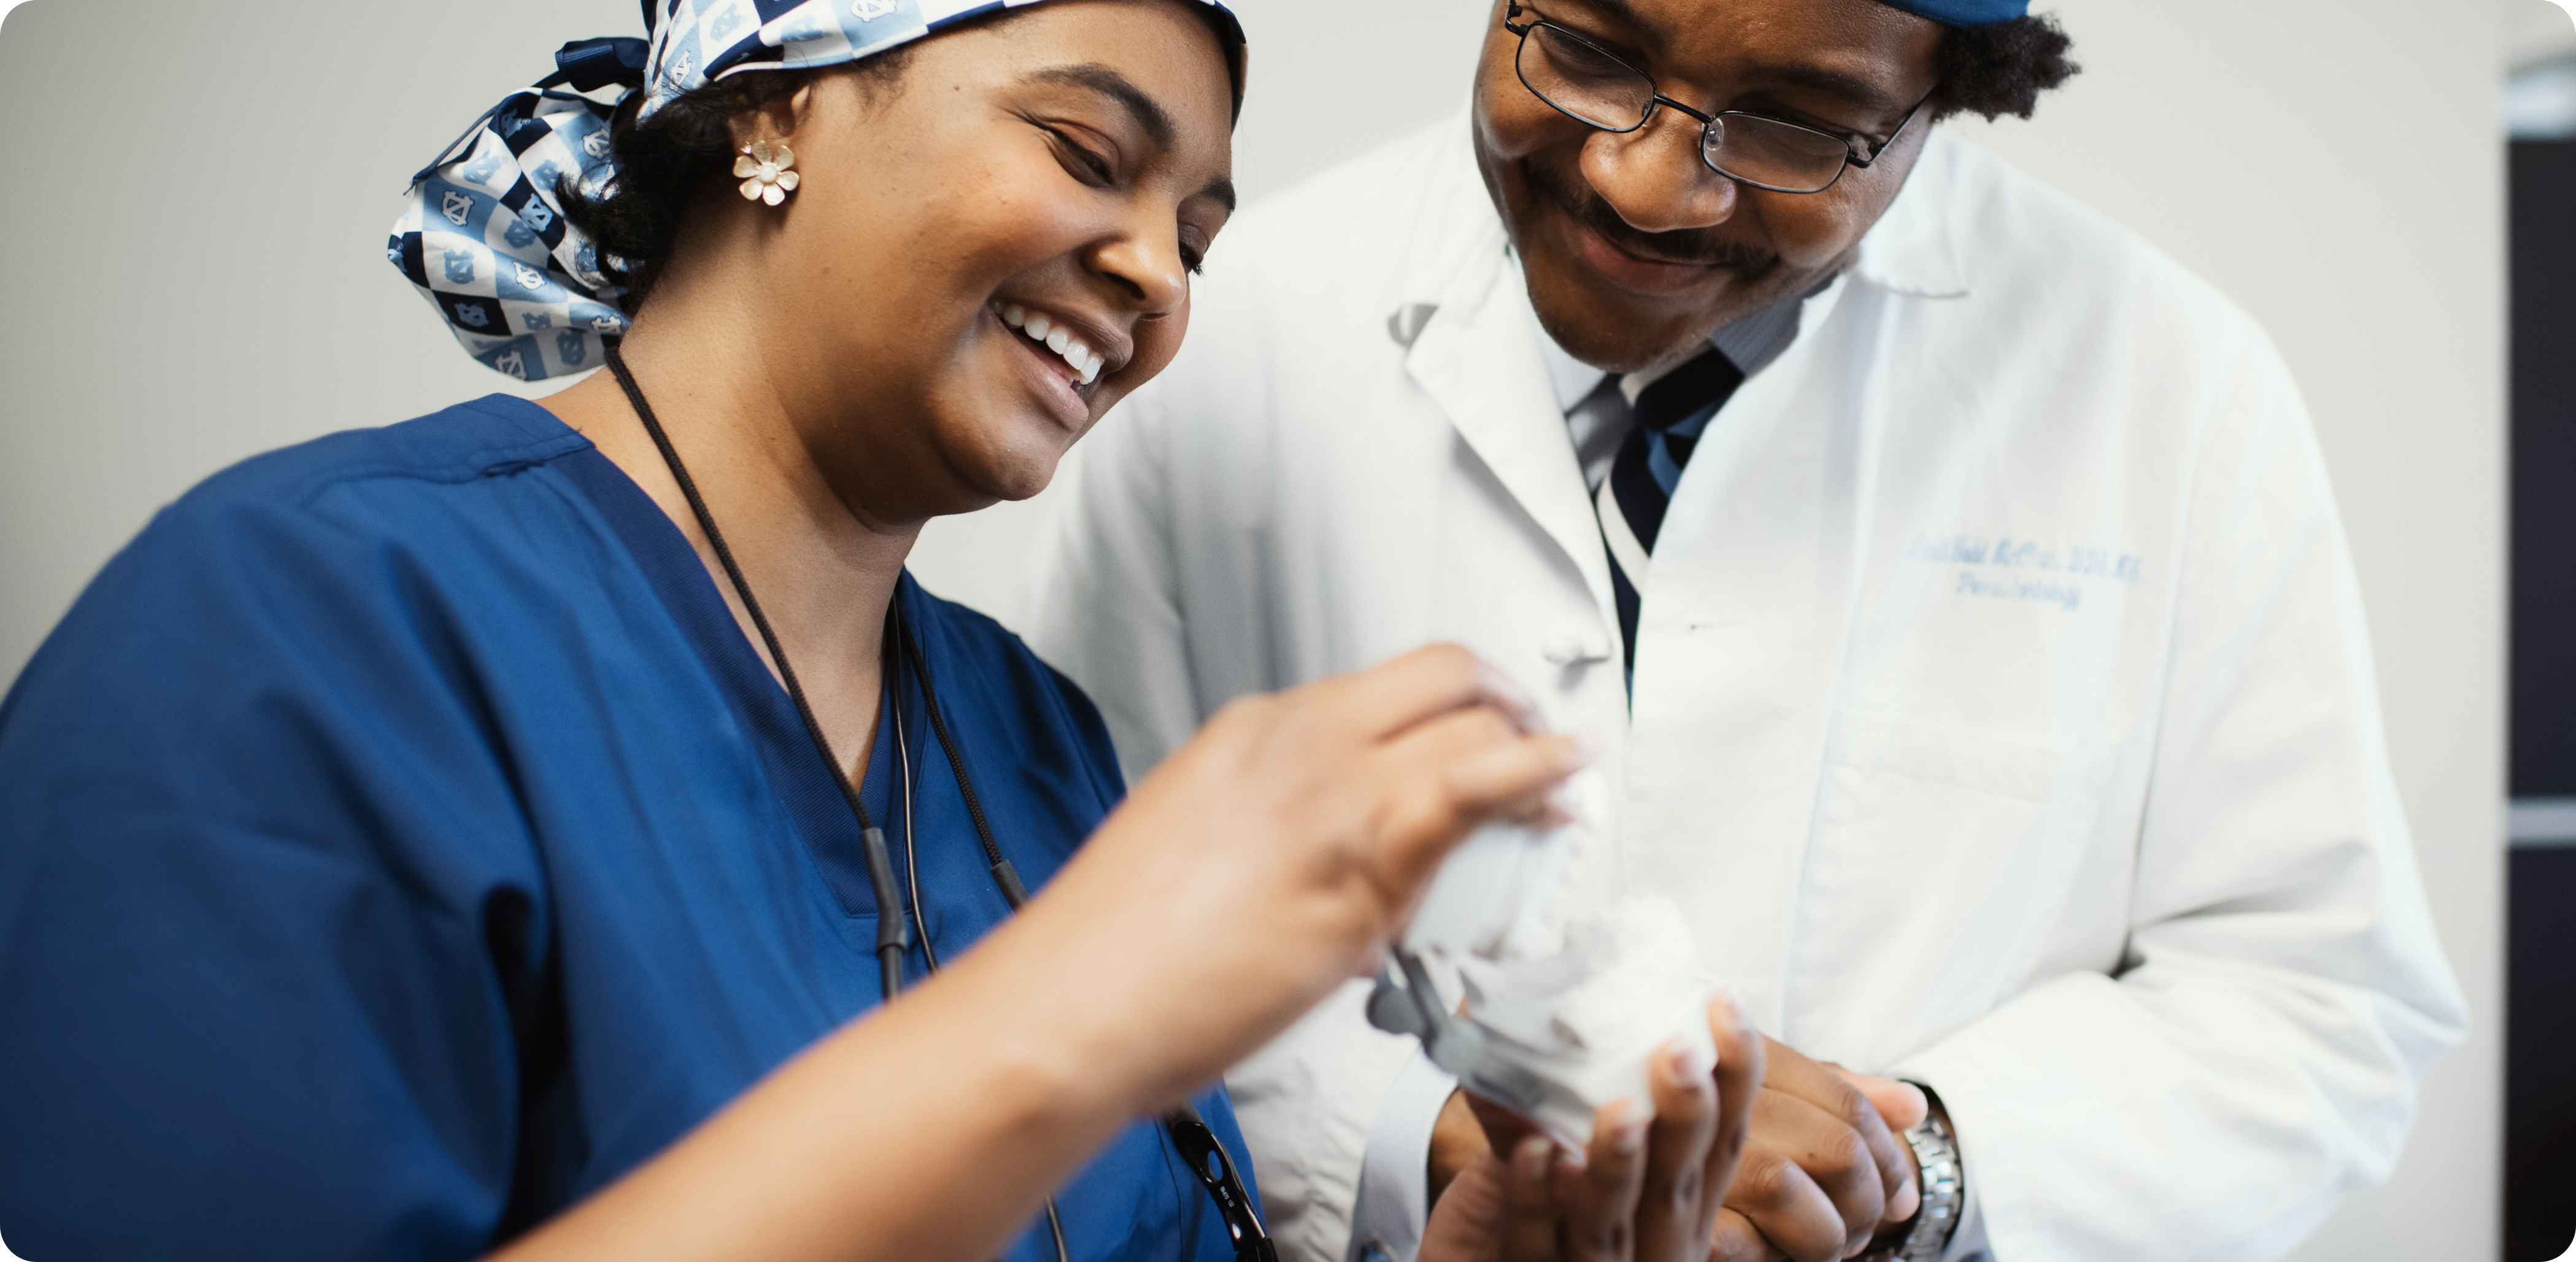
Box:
[736,140,798,206]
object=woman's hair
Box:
[1930,14,2080,121]
[559,53,914,312]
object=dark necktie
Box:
[1597,347,1745,684]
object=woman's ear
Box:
[730,83,816,151]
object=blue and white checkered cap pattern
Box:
[391,92,629,382]
[639,0,1243,123]
[394,0,1244,382]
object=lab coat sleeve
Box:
[1887,333,2468,1260]
[1344,1048,1462,1262]
[0,495,538,1261]
[1219,981,1462,1262]
[1029,381,1206,782]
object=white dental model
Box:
[1449,898,1715,1147]
[1372,772,1717,1147]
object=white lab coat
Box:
[1027,115,2466,1262]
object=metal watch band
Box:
[1894,1082,1965,1262]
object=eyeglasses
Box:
[1502,2,1932,195]
[1165,1109,1278,1262]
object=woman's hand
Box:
[1029,643,1593,1110]
[1421,997,1763,1262]
[495,645,1583,1262]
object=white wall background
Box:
[4,1,2559,1256]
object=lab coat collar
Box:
[1538,334,1608,416]
[1406,125,1973,418]
[1845,130,1973,300]
[1383,117,1967,594]
[1393,122,1619,614]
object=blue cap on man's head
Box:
[1873,0,2027,26]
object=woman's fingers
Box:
[1637,1039,1721,1262]
[1308,643,1542,741]
[1557,1099,1649,1260]
[1432,724,1588,819]
[1372,706,1589,894]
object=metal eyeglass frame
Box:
[1502,1,1934,195]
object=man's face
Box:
[1471,0,1943,372]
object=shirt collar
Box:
[1532,280,1827,414]
[1537,326,1609,415]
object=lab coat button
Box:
[1543,632,1610,665]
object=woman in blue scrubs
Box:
[0,2,1753,1260]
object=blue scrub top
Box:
[0,395,1255,1261]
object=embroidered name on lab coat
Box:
[1905,533,2143,612]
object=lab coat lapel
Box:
[1402,251,1616,614]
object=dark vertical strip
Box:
[2506,136,2576,1262]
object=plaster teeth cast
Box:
[999,303,1103,385]
[1394,767,1718,1147]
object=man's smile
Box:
[1519,157,1780,300]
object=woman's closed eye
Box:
[1045,125,1121,186]
[1031,104,1225,278]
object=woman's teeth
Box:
[999,303,1103,385]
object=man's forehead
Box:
[1544,0,1942,103]
[1545,0,1937,77]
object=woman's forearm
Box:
[490,894,1167,1262]
[490,646,1587,1262]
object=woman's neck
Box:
[541,307,920,780]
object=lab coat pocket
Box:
[1787,710,2111,1061]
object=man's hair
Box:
[1929,14,2079,121]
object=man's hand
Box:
[1432,1077,1498,1204]
[1422,1025,1922,1262]
[1708,1039,1925,1262]
[1420,998,1762,1262]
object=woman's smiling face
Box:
[741,0,1237,517]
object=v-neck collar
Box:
[520,397,926,920]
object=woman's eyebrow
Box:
[1027,64,1175,149]
[1025,63,1235,210]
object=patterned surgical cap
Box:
[392,0,1246,382]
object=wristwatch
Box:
[1890,1082,1965,1262]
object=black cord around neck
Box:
[607,346,1081,1262]
[605,348,1260,1262]
[895,616,1025,907]
[604,344,910,994]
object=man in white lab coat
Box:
[1028,0,2468,1258]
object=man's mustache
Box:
[1523,160,1777,275]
